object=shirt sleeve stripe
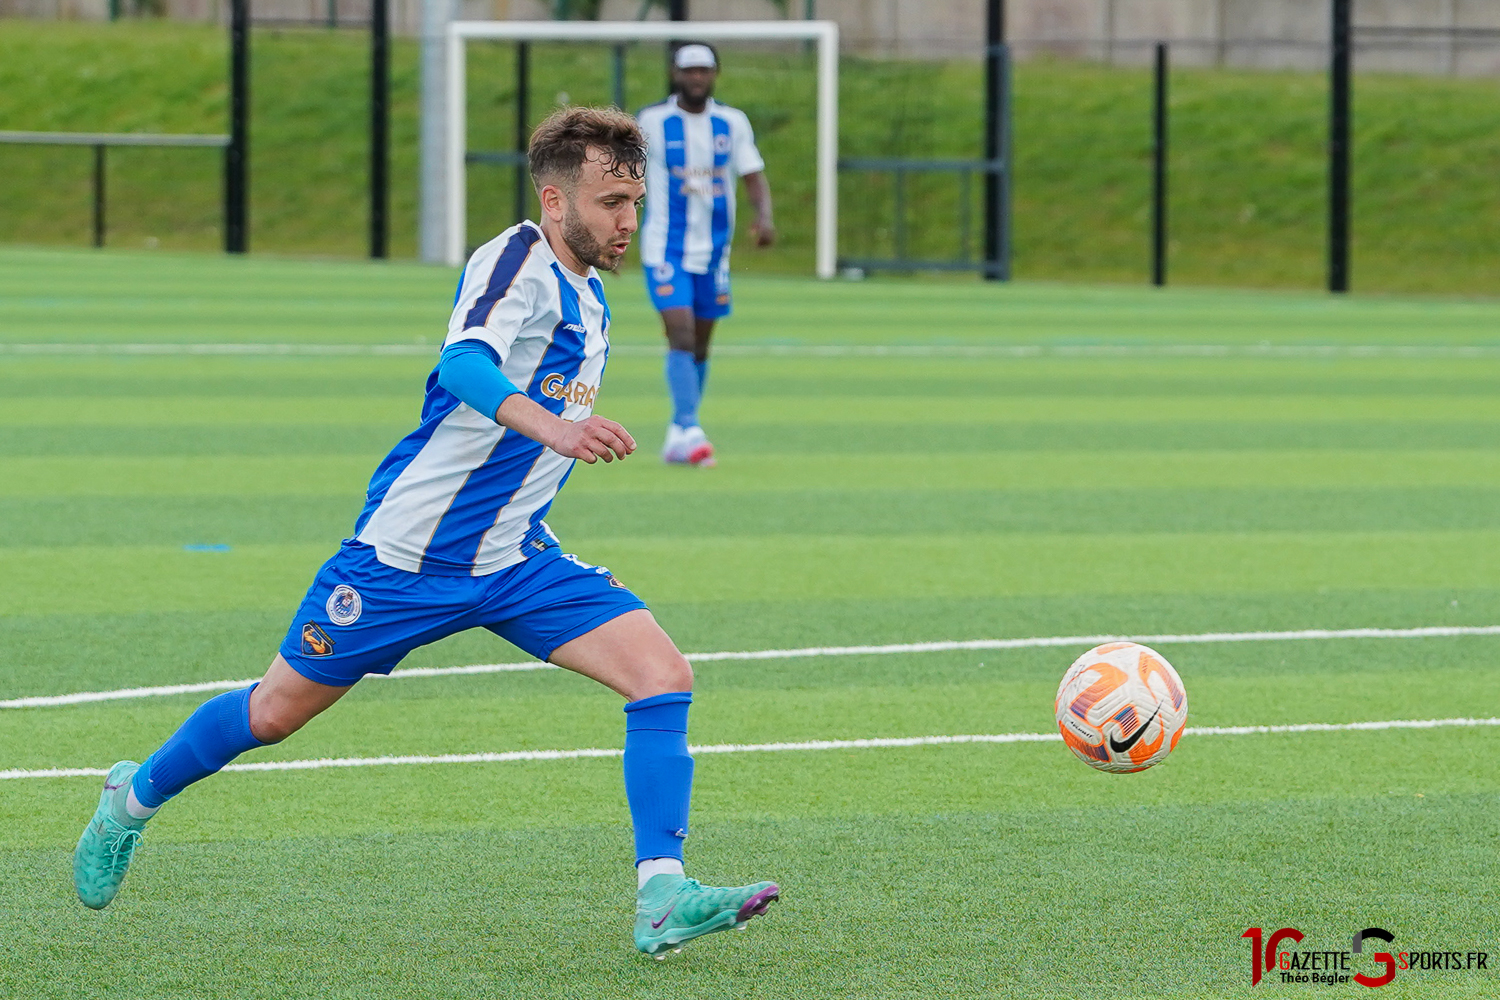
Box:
[464,226,542,330]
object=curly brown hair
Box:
[528,106,647,193]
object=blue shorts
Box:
[278,538,648,687]
[645,259,731,320]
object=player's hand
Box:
[548,415,636,463]
[751,221,776,248]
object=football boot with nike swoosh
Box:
[634,873,780,957]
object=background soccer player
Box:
[638,42,774,467]
[71,106,778,959]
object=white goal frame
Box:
[444,19,839,277]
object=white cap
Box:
[674,44,717,70]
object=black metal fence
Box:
[0,130,231,249]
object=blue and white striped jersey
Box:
[353,221,611,577]
[638,95,765,275]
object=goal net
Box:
[431,19,839,277]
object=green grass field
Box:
[3,246,1500,998]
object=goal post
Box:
[441,19,840,277]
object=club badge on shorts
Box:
[326,585,362,626]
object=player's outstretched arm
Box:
[496,392,636,464]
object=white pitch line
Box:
[8,343,1500,359]
[6,624,1500,711]
[3,717,1496,781]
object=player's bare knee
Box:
[247,703,300,745]
[633,653,693,699]
[661,311,696,352]
[664,652,694,692]
[247,685,308,744]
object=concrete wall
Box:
[6,0,1500,76]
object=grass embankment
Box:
[1,20,1497,293]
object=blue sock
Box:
[623,691,693,864]
[665,350,700,428]
[131,685,269,809]
[695,358,710,396]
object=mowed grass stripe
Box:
[15,487,1500,547]
[13,421,1500,458]
[14,393,1500,426]
[12,531,1500,614]
[8,248,1500,344]
[10,450,1500,497]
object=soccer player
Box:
[638,42,774,467]
[71,106,778,959]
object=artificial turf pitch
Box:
[2,246,1499,998]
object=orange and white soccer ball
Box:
[1055,641,1188,773]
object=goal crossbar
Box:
[444,20,839,277]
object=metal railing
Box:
[0,130,231,249]
[836,37,1012,279]
[838,158,990,272]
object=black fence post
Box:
[92,145,106,248]
[1329,0,1352,292]
[1152,42,1168,286]
[514,42,530,225]
[225,0,249,254]
[370,0,389,258]
[668,0,687,93]
[983,0,1010,281]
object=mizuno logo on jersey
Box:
[540,373,598,407]
[560,322,587,333]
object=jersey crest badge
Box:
[301,622,335,657]
[326,585,362,626]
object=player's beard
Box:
[561,203,620,273]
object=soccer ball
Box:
[1054,641,1188,773]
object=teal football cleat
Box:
[634,873,779,958]
[73,761,149,910]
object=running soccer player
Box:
[638,42,774,467]
[71,106,778,959]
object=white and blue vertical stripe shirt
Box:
[638,95,765,275]
[354,221,611,576]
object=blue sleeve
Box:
[437,340,524,422]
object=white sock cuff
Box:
[124,785,160,821]
[637,857,685,889]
